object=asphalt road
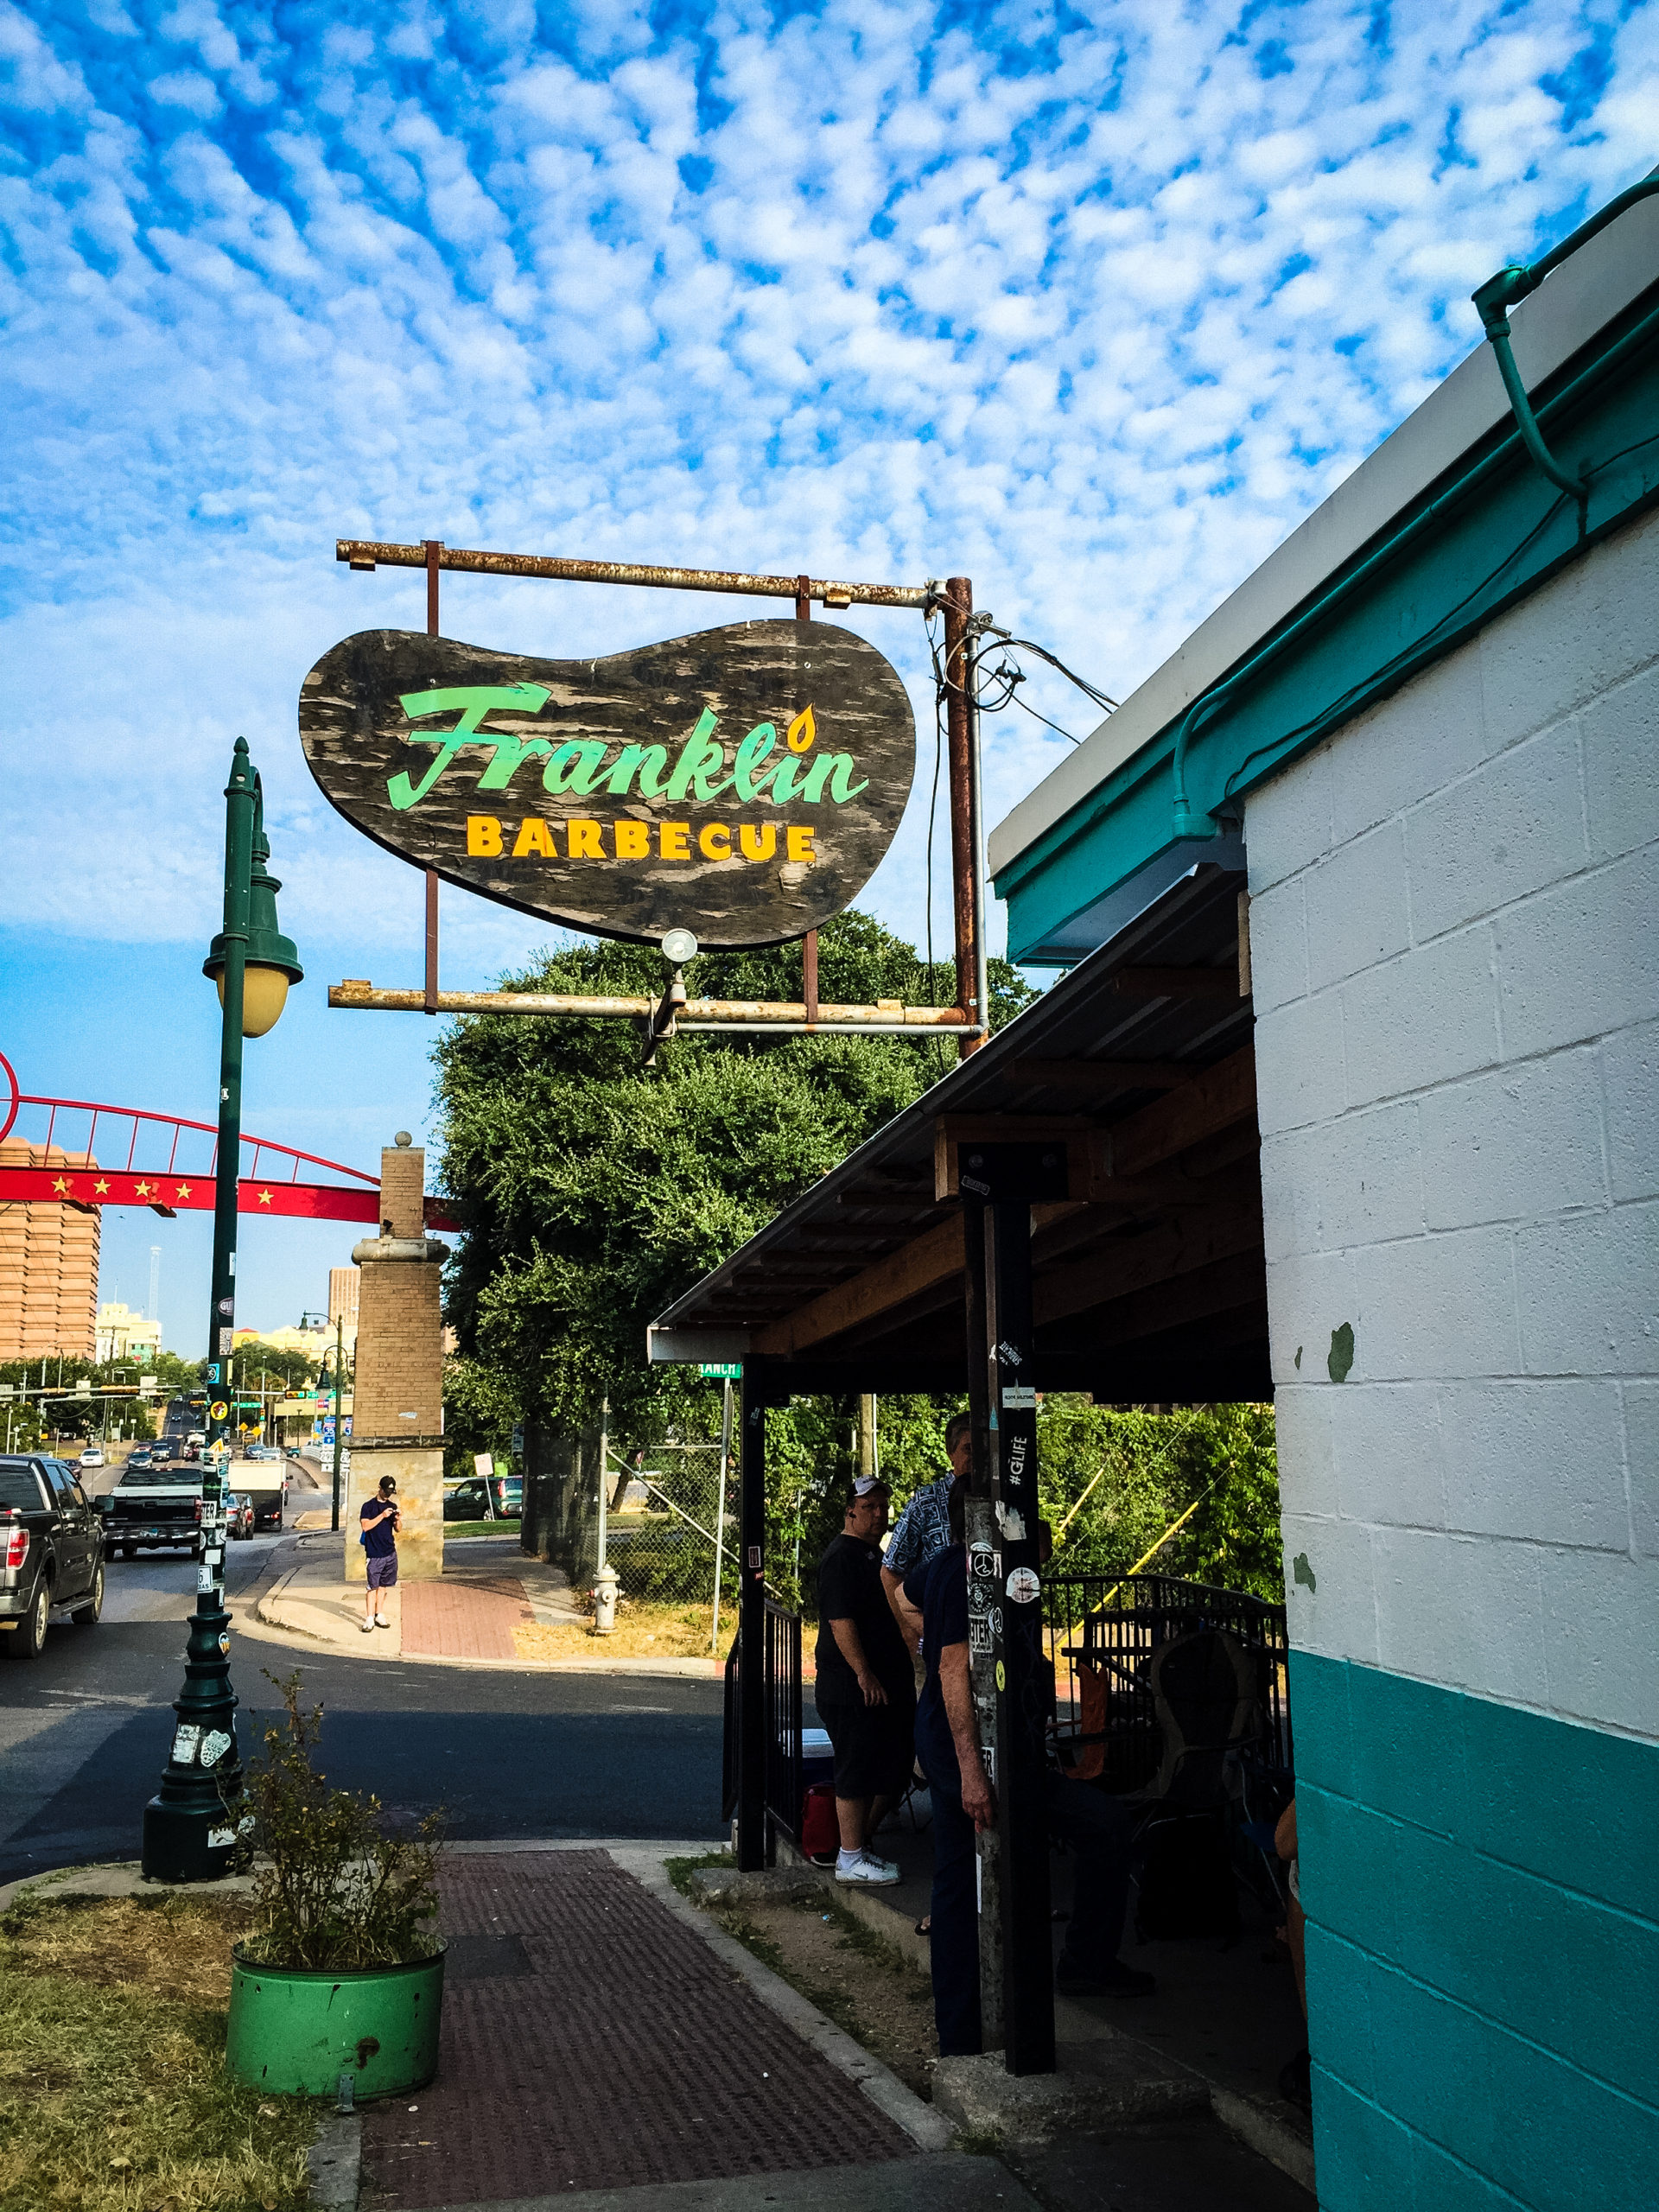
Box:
[0,1538,727,1885]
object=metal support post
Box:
[423,537,442,1015]
[142,740,255,1882]
[736,1374,767,1871]
[711,1380,733,1654]
[330,1313,344,1534]
[943,576,982,1052]
[962,1195,1004,2046]
[984,1198,1055,2074]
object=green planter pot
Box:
[226,1944,447,2096]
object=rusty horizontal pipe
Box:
[679,1021,987,1037]
[328,982,972,1026]
[336,539,932,612]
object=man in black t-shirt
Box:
[896,1492,1152,2056]
[814,1477,916,1885]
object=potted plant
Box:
[225,1673,445,2098]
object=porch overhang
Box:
[649,863,1268,1402]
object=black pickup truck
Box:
[0,1455,105,1661]
[99,1457,207,1559]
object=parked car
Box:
[226,1493,256,1540]
[443,1473,522,1522]
[78,1448,105,1468]
[0,1455,105,1658]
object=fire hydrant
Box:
[593,1560,619,1634]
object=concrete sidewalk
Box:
[359,1843,948,2211]
[248,1533,721,1677]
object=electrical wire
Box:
[1005,686,1085,746]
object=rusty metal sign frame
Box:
[330,537,988,1056]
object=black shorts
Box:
[816,1682,917,1799]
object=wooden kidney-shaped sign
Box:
[299,621,915,948]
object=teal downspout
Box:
[1169,168,1659,840]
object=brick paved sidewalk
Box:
[359,1850,917,2209]
[400,1576,535,1662]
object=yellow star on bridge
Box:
[93,1179,110,1195]
[134,1180,153,1198]
[175,1183,192,1199]
[257,1188,273,1205]
[52,1177,71,1194]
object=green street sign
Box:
[698,1363,742,1380]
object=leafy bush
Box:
[237,1674,441,1971]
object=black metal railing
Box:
[721,1593,804,1860]
[1044,1571,1293,1796]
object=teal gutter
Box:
[998,278,1659,964]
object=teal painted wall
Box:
[1293,1651,1659,2209]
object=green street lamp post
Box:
[143,740,302,1883]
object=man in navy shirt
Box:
[898,1489,1151,2056]
[360,1476,400,1632]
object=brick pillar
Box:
[345,1134,445,1582]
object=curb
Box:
[307,2113,361,2208]
[629,1846,955,2155]
[251,1566,725,1678]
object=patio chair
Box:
[1127,1627,1261,1942]
[1128,1625,1261,1813]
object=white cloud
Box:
[3,0,1656,986]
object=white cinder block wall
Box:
[1245,501,1659,2209]
[1248,500,1659,1737]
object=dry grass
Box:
[0,1892,319,2212]
[512,1599,719,1662]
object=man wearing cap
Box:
[359,1475,400,1632]
[814,1478,915,1885]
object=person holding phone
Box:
[360,1475,400,1631]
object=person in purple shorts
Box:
[360,1475,400,1631]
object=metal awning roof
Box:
[649,862,1268,1402]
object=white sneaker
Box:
[361,1619,375,1633]
[859,1851,899,1878]
[836,1853,899,1886]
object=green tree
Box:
[434,910,1034,1442]
[1039,1397,1282,1601]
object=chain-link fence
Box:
[522,1422,737,1620]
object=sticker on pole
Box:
[1001,1385,1037,1409]
[209,1401,229,1421]
[300,622,916,949]
[199,1729,232,1767]
[1006,1566,1040,1604]
[171,1724,201,1764]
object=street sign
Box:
[698,1363,742,1379]
[299,623,915,948]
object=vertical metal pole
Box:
[711,1380,733,1654]
[423,539,442,1017]
[736,1373,767,1871]
[985,1200,1054,2074]
[943,576,982,1053]
[795,576,819,1029]
[803,931,819,1027]
[330,1313,343,1533]
[596,1395,609,1569]
[142,740,254,1883]
[969,631,991,1052]
[962,1197,1002,2046]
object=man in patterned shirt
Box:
[880,1411,972,1640]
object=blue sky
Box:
[3,0,1655,1346]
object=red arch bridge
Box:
[0,1058,458,1232]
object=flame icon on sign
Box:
[785,704,816,753]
